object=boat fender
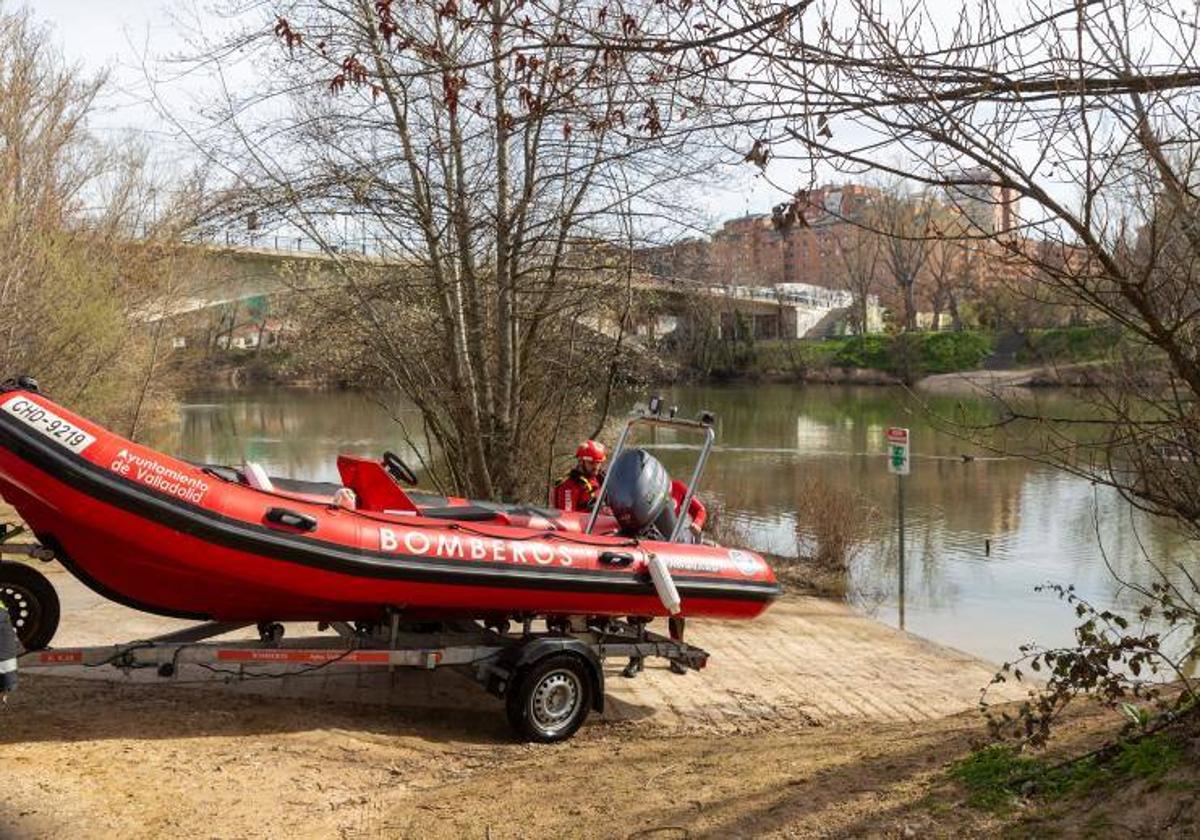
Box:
[647,553,682,615]
[483,637,605,713]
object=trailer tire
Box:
[0,562,60,651]
[505,653,593,743]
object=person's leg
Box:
[0,669,16,702]
[668,616,687,674]
[1,607,17,701]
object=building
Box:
[943,167,1019,235]
[213,318,289,351]
[701,184,882,288]
[631,179,1067,331]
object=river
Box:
[156,383,1198,666]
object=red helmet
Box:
[575,439,607,463]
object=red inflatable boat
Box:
[0,381,779,630]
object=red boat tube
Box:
[0,382,780,625]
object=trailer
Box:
[1,530,708,742]
[0,400,750,742]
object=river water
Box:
[157,384,1198,666]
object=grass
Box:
[1016,325,1122,365]
[949,733,1186,814]
[702,325,1127,381]
[1111,734,1184,782]
[736,331,995,378]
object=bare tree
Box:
[576,0,1200,529]
[177,0,717,499]
[924,211,982,331]
[588,0,1200,734]
[867,185,935,332]
[831,220,881,335]
[0,7,184,429]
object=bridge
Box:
[149,239,880,343]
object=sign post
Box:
[886,427,910,629]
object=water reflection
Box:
[148,383,1199,666]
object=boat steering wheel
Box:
[382,450,418,486]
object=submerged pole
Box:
[897,472,906,630]
[885,426,910,632]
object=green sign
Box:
[886,427,910,475]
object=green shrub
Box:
[830,331,993,376]
[1112,734,1183,781]
[950,732,1184,814]
[1018,325,1121,364]
[912,331,994,374]
[680,330,996,379]
[831,334,894,370]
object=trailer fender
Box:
[484,637,605,713]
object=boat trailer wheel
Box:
[506,654,592,743]
[0,562,60,651]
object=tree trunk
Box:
[903,281,917,331]
[948,293,963,331]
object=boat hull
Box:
[0,388,780,623]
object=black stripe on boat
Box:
[0,409,782,604]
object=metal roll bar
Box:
[584,397,716,542]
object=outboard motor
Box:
[605,448,679,540]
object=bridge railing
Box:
[645,275,858,309]
[182,228,384,257]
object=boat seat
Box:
[227,461,348,500]
[196,463,244,483]
[269,476,348,496]
[417,505,506,522]
[243,461,274,492]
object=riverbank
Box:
[690,326,1129,390]
[0,564,1028,838]
[5,533,1198,835]
[915,360,1120,395]
[3,574,1195,839]
[2,678,1145,840]
[175,326,1126,394]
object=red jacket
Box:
[670,480,707,531]
[552,469,604,512]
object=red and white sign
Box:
[886,427,911,476]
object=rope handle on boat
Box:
[264,507,319,532]
[598,552,635,567]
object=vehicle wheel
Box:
[505,653,593,743]
[0,562,60,650]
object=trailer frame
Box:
[14,609,709,742]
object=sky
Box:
[25,1,184,136]
[21,0,778,230]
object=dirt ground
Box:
[6,675,1196,839]
[1,538,1195,837]
[0,674,1000,840]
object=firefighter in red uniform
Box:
[552,440,608,512]
[670,479,707,540]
